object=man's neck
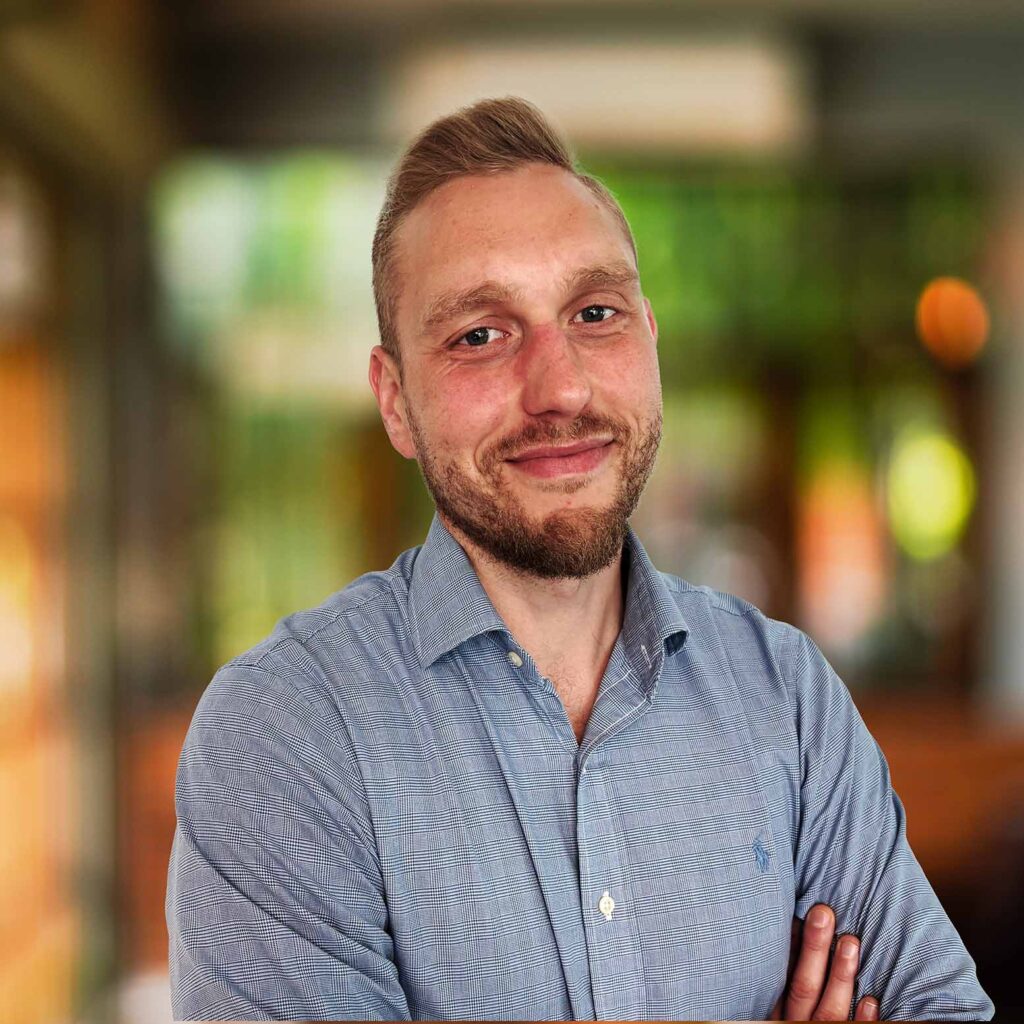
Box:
[439,515,626,686]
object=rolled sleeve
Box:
[166,663,411,1021]
[783,627,994,1021]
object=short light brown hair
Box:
[371,96,637,362]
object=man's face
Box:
[370,163,663,579]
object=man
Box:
[167,97,993,1021]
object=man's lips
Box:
[507,438,614,462]
[504,438,614,478]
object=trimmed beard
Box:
[406,406,662,579]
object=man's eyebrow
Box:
[419,261,640,334]
[563,261,640,296]
[420,283,523,332]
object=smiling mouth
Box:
[508,438,613,461]
[505,439,614,478]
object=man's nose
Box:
[518,323,592,419]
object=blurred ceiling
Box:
[151,0,1024,159]
[170,0,1024,35]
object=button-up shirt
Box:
[167,514,993,1021]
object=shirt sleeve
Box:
[782,625,994,1021]
[166,662,412,1021]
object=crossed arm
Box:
[777,625,993,1020]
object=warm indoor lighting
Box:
[387,37,810,156]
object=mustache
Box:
[483,412,630,468]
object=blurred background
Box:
[2,0,1024,1021]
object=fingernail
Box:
[840,938,858,958]
[809,906,830,927]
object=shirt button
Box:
[507,650,523,668]
[599,891,615,920]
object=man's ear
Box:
[643,296,659,346]
[368,345,417,459]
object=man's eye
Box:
[457,326,503,347]
[574,305,617,324]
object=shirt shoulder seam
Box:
[659,574,768,623]
[242,576,408,671]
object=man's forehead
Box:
[390,164,638,334]
[399,163,627,255]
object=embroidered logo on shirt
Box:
[753,837,771,872]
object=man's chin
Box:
[502,465,619,501]
[442,500,629,580]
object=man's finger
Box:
[856,995,880,1019]
[811,933,859,1020]
[785,903,836,1020]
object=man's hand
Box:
[770,903,880,1020]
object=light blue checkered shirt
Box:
[167,514,993,1021]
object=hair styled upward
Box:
[371,96,637,361]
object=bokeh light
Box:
[798,463,887,660]
[887,428,976,561]
[915,276,990,368]
[0,513,35,700]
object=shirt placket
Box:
[458,636,596,1019]
[576,650,651,1020]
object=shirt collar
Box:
[408,513,689,670]
[409,515,509,668]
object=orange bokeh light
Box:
[915,276,990,368]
